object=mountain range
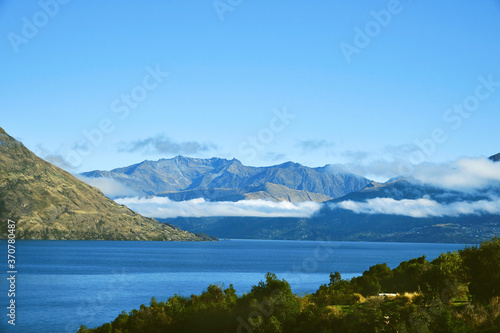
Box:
[2,124,498,243]
[81,156,372,202]
[163,157,500,243]
[0,127,212,241]
[79,151,500,243]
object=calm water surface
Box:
[0,239,467,332]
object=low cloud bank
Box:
[331,197,500,218]
[115,197,322,218]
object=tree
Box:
[392,256,430,293]
[239,273,301,332]
[351,274,381,297]
[199,284,225,304]
[365,263,394,292]
[460,237,500,303]
[329,271,342,286]
[421,251,464,303]
[314,271,360,305]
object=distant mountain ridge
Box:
[0,127,211,241]
[81,156,372,202]
[165,154,500,243]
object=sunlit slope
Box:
[0,127,208,241]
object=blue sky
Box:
[1,0,500,181]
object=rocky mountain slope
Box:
[81,156,371,202]
[0,127,211,241]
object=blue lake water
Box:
[0,239,467,333]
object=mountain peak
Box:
[489,153,500,162]
[0,127,21,147]
[173,155,190,160]
[319,164,346,173]
[277,161,303,168]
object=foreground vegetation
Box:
[79,237,500,333]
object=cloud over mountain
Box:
[337,144,421,181]
[115,197,322,218]
[331,197,500,218]
[411,158,500,191]
[338,147,500,188]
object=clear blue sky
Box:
[1,0,500,180]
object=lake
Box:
[0,239,467,333]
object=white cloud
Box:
[77,176,139,198]
[115,196,322,218]
[331,197,500,218]
[336,152,500,190]
[411,158,500,191]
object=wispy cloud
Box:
[36,144,76,170]
[341,150,370,162]
[77,176,139,198]
[119,134,216,155]
[331,197,500,218]
[263,152,286,162]
[296,139,335,152]
[337,145,420,181]
[115,197,322,218]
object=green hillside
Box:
[0,127,212,241]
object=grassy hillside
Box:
[0,127,212,241]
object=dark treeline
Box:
[78,237,500,333]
